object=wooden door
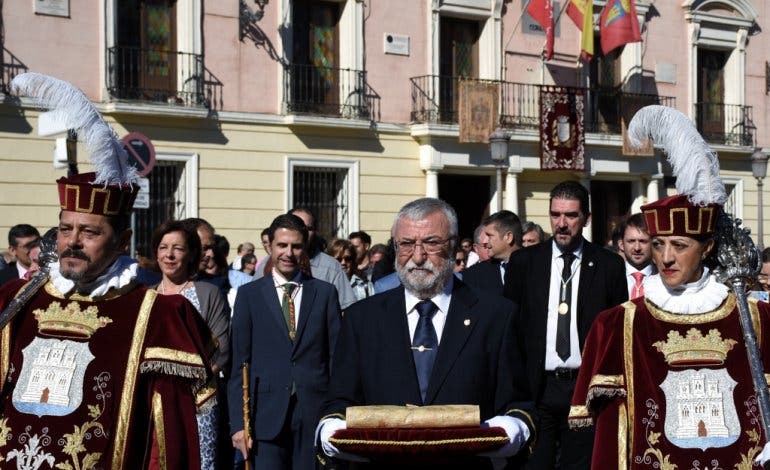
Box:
[293,0,340,113]
[439,18,480,122]
[140,0,177,100]
[589,181,632,247]
[697,49,727,140]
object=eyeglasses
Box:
[336,256,354,263]
[454,258,466,266]
[395,238,451,255]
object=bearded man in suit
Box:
[503,181,627,469]
[318,197,534,469]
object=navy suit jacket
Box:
[461,259,504,295]
[0,263,20,287]
[228,273,342,440]
[321,280,534,461]
[503,238,627,400]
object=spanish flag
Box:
[599,0,642,55]
[566,0,594,61]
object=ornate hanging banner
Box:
[458,81,499,143]
[539,86,585,170]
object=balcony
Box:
[585,88,676,134]
[410,75,676,136]
[693,102,754,147]
[1,47,29,94]
[284,63,377,120]
[106,46,220,108]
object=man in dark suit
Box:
[229,213,342,470]
[318,198,534,469]
[462,210,522,295]
[503,181,627,470]
[0,224,40,286]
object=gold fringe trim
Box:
[587,386,627,407]
[195,382,219,413]
[144,347,204,367]
[568,417,594,429]
[328,436,511,447]
[140,360,207,381]
[568,405,589,419]
[589,374,624,388]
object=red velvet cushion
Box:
[329,426,508,463]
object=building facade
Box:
[0,0,767,253]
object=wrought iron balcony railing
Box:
[107,46,219,108]
[584,88,676,134]
[694,102,754,147]
[410,75,676,136]
[284,63,376,120]
[1,47,29,94]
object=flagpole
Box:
[538,0,570,61]
[502,0,536,82]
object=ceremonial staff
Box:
[628,104,770,449]
[714,215,770,441]
[242,361,252,470]
[0,227,57,331]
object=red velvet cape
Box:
[0,279,212,469]
[570,295,770,469]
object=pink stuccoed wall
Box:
[204,1,282,114]
[363,0,430,123]
[3,0,102,98]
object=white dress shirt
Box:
[545,240,583,370]
[16,262,28,280]
[272,269,304,324]
[404,277,452,343]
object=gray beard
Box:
[396,257,453,300]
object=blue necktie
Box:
[412,300,438,403]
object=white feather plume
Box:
[628,105,726,206]
[10,72,139,186]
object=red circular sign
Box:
[121,132,156,177]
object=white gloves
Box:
[755,441,770,466]
[478,415,530,458]
[316,414,529,463]
[317,418,369,462]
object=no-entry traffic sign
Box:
[121,132,156,177]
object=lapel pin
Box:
[588,261,594,267]
[464,319,471,326]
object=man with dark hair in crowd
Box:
[618,213,656,299]
[287,207,356,310]
[463,210,522,295]
[504,180,627,469]
[0,223,40,285]
[348,230,372,274]
[230,213,341,470]
[182,217,229,295]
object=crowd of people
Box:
[3,75,770,470]
[5,174,770,470]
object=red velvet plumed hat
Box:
[641,194,720,238]
[57,172,138,216]
[10,72,140,215]
[628,106,727,239]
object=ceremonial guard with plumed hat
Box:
[0,73,214,469]
[568,105,770,469]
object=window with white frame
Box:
[721,177,743,220]
[287,158,359,241]
[131,153,198,258]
